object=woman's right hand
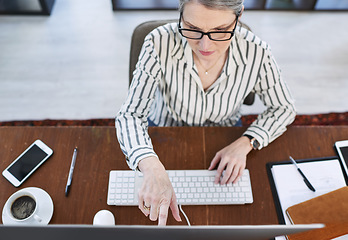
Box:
[137,156,182,225]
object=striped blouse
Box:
[116,23,296,170]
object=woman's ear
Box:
[238,5,244,19]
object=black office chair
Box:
[129,20,255,105]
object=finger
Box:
[138,187,152,215]
[227,165,240,184]
[232,168,245,184]
[143,202,151,213]
[149,202,159,221]
[220,164,234,185]
[208,152,221,170]
[215,161,228,184]
[169,194,182,222]
[227,166,244,184]
[226,171,239,185]
[138,194,149,216]
[158,201,170,226]
[138,203,150,216]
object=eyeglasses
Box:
[178,12,239,41]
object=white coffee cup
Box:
[5,190,42,224]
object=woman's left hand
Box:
[208,136,253,185]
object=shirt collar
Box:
[172,33,193,64]
[172,29,201,86]
[226,26,248,75]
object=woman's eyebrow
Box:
[183,20,202,30]
[214,22,235,30]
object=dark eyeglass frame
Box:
[178,12,239,41]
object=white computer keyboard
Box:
[107,169,253,206]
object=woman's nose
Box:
[199,34,212,50]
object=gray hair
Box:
[179,0,244,16]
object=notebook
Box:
[286,186,348,240]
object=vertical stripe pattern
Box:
[116,23,296,170]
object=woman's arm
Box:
[115,35,161,170]
[243,49,296,148]
[115,32,181,225]
[209,47,296,184]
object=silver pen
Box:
[65,147,78,196]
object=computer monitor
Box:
[0,224,324,240]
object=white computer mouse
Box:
[93,210,115,226]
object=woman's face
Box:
[181,1,238,62]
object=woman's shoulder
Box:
[145,22,180,43]
[235,25,271,51]
[144,22,184,58]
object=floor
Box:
[0,0,347,122]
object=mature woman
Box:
[116,0,296,225]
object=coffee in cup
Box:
[5,191,42,224]
[10,195,36,220]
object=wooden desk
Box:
[0,126,347,225]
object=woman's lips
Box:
[199,50,214,56]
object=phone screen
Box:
[340,146,348,161]
[7,144,49,182]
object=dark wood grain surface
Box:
[0,126,347,225]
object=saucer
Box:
[2,187,54,225]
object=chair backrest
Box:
[129,20,255,105]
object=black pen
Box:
[65,147,78,196]
[289,156,316,192]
